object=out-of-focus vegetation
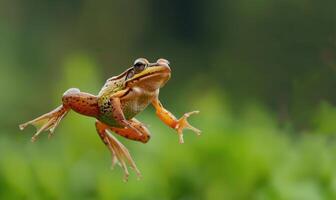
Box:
[1,0,336,199]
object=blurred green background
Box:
[1,0,336,199]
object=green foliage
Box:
[1,0,336,199]
[2,92,336,199]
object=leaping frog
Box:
[20,58,201,181]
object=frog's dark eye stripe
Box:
[126,69,135,80]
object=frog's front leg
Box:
[20,88,99,141]
[152,97,201,144]
[108,95,145,137]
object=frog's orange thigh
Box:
[111,119,151,143]
[62,88,99,117]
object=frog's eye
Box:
[133,61,147,73]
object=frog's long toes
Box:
[31,136,37,142]
[175,110,201,143]
[130,165,142,180]
[19,123,28,130]
[48,131,54,139]
[178,133,184,144]
[110,154,121,170]
[186,123,201,136]
[104,130,141,180]
[123,172,129,182]
[20,105,69,141]
[184,110,200,117]
[136,172,143,180]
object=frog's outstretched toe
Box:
[19,105,69,142]
[105,130,142,181]
[95,122,142,181]
[175,110,201,144]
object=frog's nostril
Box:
[165,65,171,73]
[157,58,170,66]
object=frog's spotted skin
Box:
[62,89,99,116]
[20,58,201,181]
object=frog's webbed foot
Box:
[95,121,141,181]
[106,130,142,181]
[19,105,70,142]
[152,98,201,144]
[175,111,201,144]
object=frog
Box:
[19,58,201,181]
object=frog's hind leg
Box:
[20,88,99,142]
[110,118,151,143]
[19,105,70,142]
[95,120,142,181]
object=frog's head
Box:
[125,58,171,91]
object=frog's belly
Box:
[98,115,119,127]
[122,94,153,119]
[98,94,153,127]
